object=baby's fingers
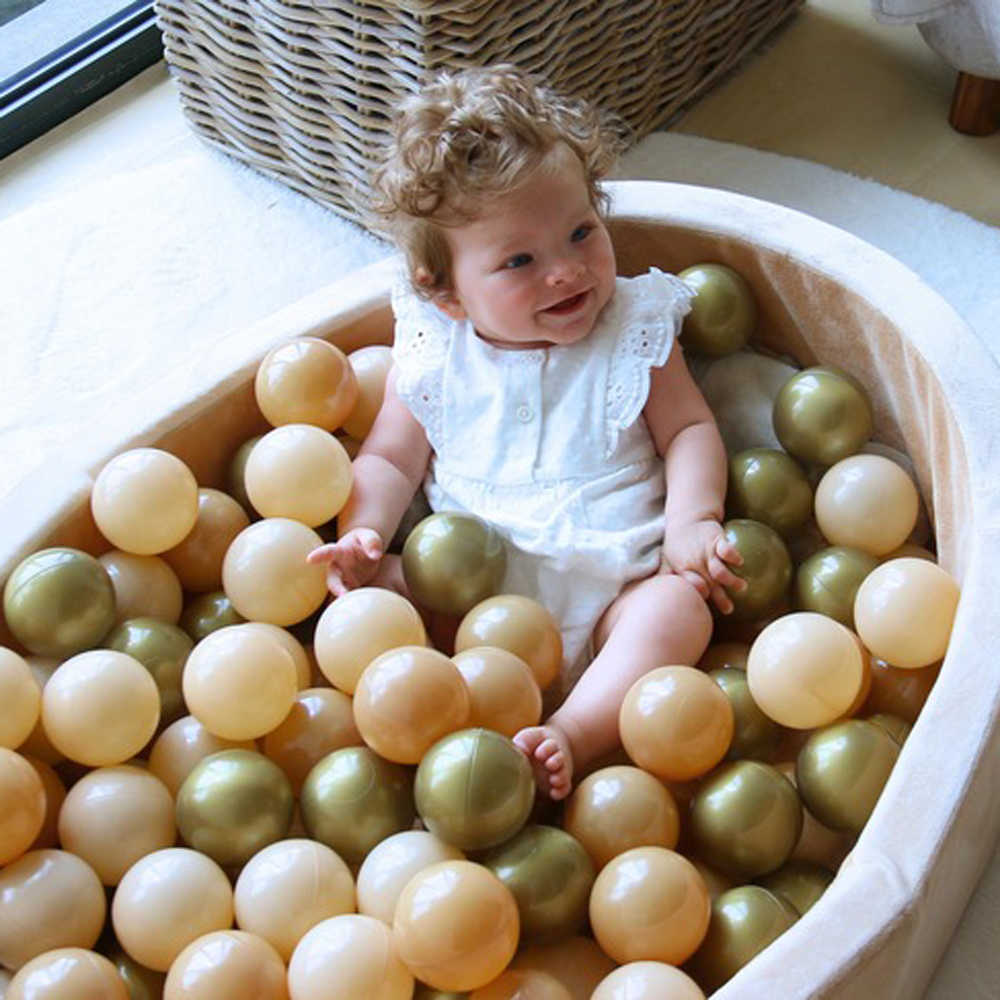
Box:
[307,544,338,566]
[714,535,743,567]
[680,570,711,601]
[708,553,746,592]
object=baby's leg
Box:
[514,573,712,799]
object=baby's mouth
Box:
[543,290,588,315]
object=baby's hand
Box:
[307,528,384,597]
[661,519,745,614]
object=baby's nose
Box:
[547,258,585,285]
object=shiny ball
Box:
[772,365,873,466]
[179,590,245,642]
[234,837,355,962]
[756,859,835,916]
[619,666,733,782]
[591,962,706,1000]
[563,764,680,870]
[727,448,813,537]
[353,645,470,765]
[678,263,756,358]
[793,545,878,628]
[392,859,520,992]
[101,550,183,625]
[415,728,535,851]
[147,714,255,796]
[255,337,358,432]
[91,448,199,555]
[814,454,920,557]
[710,668,782,762]
[690,761,802,878]
[313,586,426,695]
[864,656,940,723]
[7,948,128,1000]
[795,718,901,835]
[453,646,543,738]
[342,345,393,440]
[0,748,46,866]
[176,749,294,868]
[853,557,960,668]
[589,847,711,965]
[469,969,572,1000]
[722,519,793,620]
[0,648,41,750]
[481,825,595,945]
[3,548,116,658]
[512,936,617,999]
[163,930,287,1000]
[746,612,865,729]
[456,595,563,691]
[300,746,414,864]
[402,512,507,616]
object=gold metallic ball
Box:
[756,859,835,916]
[793,546,878,629]
[710,668,782,762]
[678,263,756,358]
[727,448,813,538]
[723,519,793,621]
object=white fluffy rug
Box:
[2,127,999,998]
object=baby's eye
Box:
[571,225,593,243]
[504,253,533,270]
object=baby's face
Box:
[433,144,617,349]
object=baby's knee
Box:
[649,573,714,641]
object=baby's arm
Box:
[307,367,431,595]
[643,348,744,612]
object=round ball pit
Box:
[0,181,996,999]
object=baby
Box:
[309,64,743,799]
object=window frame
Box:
[0,0,163,159]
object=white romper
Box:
[392,267,695,687]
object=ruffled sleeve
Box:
[390,278,453,450]
[605,267,695,442]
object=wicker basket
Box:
[155,0,803,225]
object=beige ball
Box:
[0,648,41,750]
[342,345,393,441]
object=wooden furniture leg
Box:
[949,71,1000,135]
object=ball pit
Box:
[0,182,993,999]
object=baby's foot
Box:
[513,725,574,801]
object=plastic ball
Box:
[176,749,294,868]
[0,648,41,749]
[772,365,873,466]
[853,557,960,668]
[313,587,427,695]
[342,345,394,440]
[7,948,128,1000]
[774,761,851,871]
[757,859,835,916]
[722,519,793,620]
[161,488,250,592]
[353,645,471,764]
[244,424,353,526]
[481,824,595,945]
[289,913,413,1000]
[41,649,159,766]
[245,622,313,688]
[106,617,193,729]
[255,336,359,431]
[747,610,866,730]
[814,454,920,557]
[793,545,878,629]
[182,623,298,741]
[58,764,176,885]
[100,550,184,625]
[415,728,535,851]
[234,838,355,961]
[512,936,617,999]
[867,711,912,746]
[687,885,798,993]
[619,666,733,782]
[0,849,106,970]
[147,715,255,795]
[453,646,543,737]
[392,860,520,992]
[589,846,710,965]
[710,668,782,762]
[795,718,901,835]
[0,748,46,865]
[563,765,680,870]
[689,761,802,878]
[470,969,572,1000]
[696,641,749,672]
[864,656,940,723]
[262,687,362,794]
[91,448,199,555]
[299,746,415,864]
[163,929,287,1000]
[3,547,116,657]
[726,448,813,537]
[226,435,261,514]
[179,590,245,642]
[23,755,65,850]
[591,962,706,1000]
[356,830,465,925]
[111,847,234,972]
[222,518,328,626]
[107,947,166,1000]
[402,512,508,616]
[678,263,756,358]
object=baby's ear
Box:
[430,288,467,322]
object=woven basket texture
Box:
[156,0,804,225]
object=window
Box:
[0,0,163,158]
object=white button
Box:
[517,405,533,422]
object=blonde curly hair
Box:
[369,64,623,295]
